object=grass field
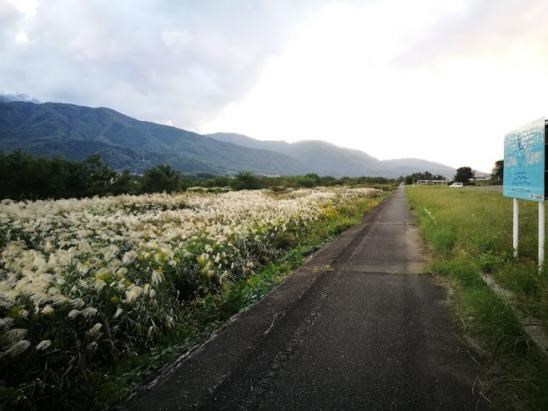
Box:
[407,185,548,410]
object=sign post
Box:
[503,118,547,271]
[540,202,545,268]
[513,198,519,257]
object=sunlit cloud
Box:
[7,0,37,17]
[14,30,29,45]
[0,0,328,126]
[1,0,547,171]
[201,0,548,171]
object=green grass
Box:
[407,186,548,410]
[92,194,386,410]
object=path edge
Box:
[123,192,393,410]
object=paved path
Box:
[126,187,485,410]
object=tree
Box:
[110,170,137,194]
[231,171,261,190]
[403,171,445,185]
[454,167,474,184]
[141,164,181,193]
[81,154,116,195]
[491,160,503,184]
[300,173,321,188]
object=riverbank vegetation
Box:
[0,150,396,201]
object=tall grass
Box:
[97,194,385,409]
[0,189,385,410]
[407,186,548,410]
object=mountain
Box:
[380,158,456,178]
[0,93,40,104]
[206,133,385,176]
[0,100,456,178]
[0,101,307,175]
[207,132,455,178]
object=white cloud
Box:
[7,0,37,17]
[0,0,330,127]
[14,30,29,45]
[161,30,192,54]
[2,0,548,172]
[201,0,548,171]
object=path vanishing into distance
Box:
[126,187,486,410]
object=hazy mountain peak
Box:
[0,93,40,104]
[207,132,455,178]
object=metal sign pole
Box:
[539,201,545,271]
[513,198,519,257]
[503,118,547,264]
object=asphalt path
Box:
[126,187,485,410]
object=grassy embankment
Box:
[95,191,387,409]
[406,186,548,410]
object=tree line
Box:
[0,151,398,200]
[402,171,447,185]
[404,162,504,186]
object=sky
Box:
[2,0,548,172]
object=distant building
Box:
[415,179,447,185]
[471,174,490,182]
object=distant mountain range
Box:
[0,99,456,178]
[207,133,455,178]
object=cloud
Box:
[201,0,548,171]
[0,0,330,127]
[394,0,548,68]
[14,30,29,45]
[6,0,37,17]
[1,0,547,171]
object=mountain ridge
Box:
[207,132,455,178]
[0,101,308,175]
[0,100,456,177]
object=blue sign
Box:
[503,118,546,201]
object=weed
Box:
[407,186,548,410]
